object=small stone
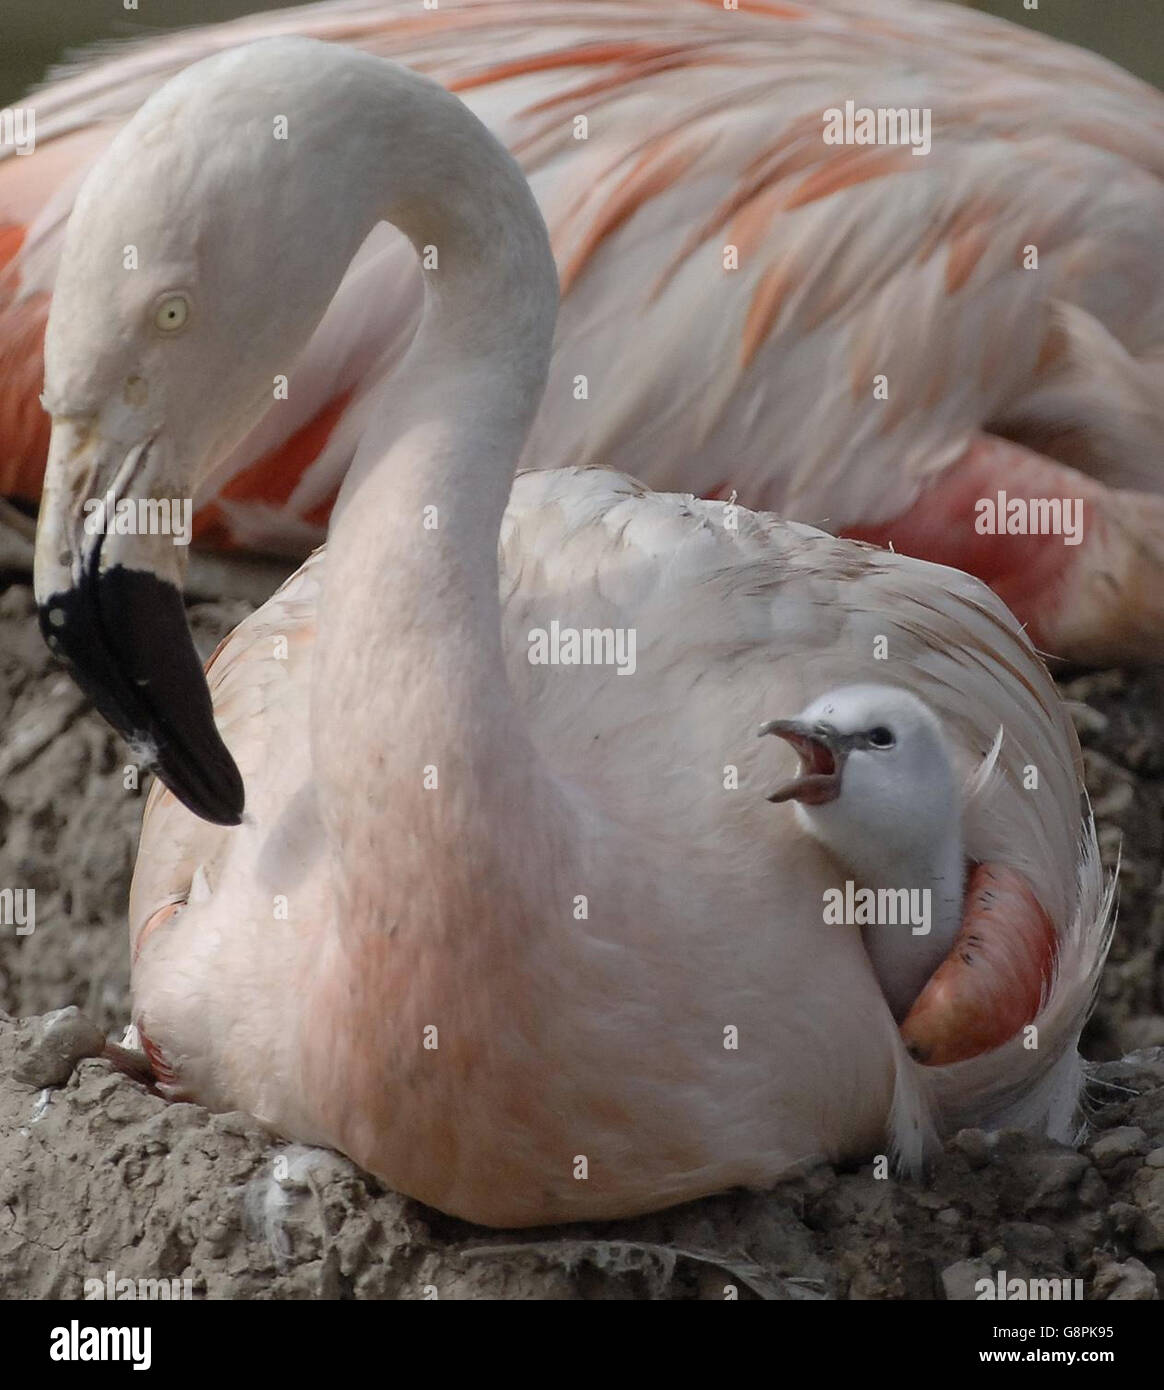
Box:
[0,586,35,621]
[1000,1222,1061,1265]
[1088,1126,1147,1169]
[1130,1169,1164,1253]
[1108,1202,1141,1237]
[941,1258,991,1302]
[915,1189,948,1212]
[1066,702,1109,737]
[1024,1150,1090,1207]
[1093,1049,1164,1092]
[13,1008,106,1088]
[951,1128,992,1169]
[1076,1167,1109,1210]
[1064,1210,1105,1250]
[1092,1256,1157,1301]
[1145,1148,1164,1169]
[1091,779,1135,819]
[209,1110,267,1142]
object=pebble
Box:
[1024,1150,1089,1206]
[1088,1126,1147,1169]
[940,1258,991,1302]
[1130,1169,1164,1252]
[13,1007,106,1088]
[1000,1222,1061,1265]
[1092,1256,1157,1301]
[950,1128,992,1169]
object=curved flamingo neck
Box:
[304,55,571,939]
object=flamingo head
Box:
[31,39,394,825]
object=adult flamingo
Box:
[34,39,1110,1225]
[4,0,1164,665]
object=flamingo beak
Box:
[759,718,846,805]
[33,417,244,826]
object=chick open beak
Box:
[759,719,846,805]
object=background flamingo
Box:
[4,0,1164,665]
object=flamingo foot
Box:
[101,1039,158,1088]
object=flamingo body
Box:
[124,466,1110,1225]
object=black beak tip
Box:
[38,567,245,827]
[155,739,245,827]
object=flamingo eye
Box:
[868,726,895,749]
[154,294,190,333]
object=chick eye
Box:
[868,726,895,749]
[154,294,190,333]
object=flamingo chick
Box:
[32,39,1111,1227]
[763,686,967,1021]
[762,685,1062,1064]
